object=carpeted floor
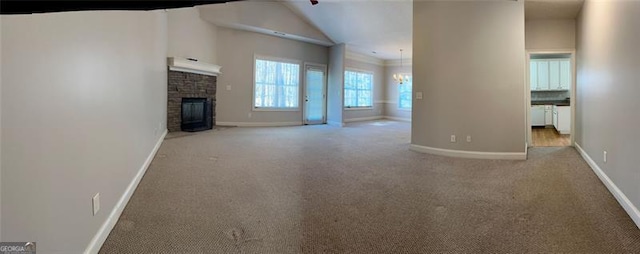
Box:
[100,120,640,253]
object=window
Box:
[254,57,300,109]
[398,75,412,110]
[344,70,373,108]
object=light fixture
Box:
[393,49,408,85]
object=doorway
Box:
[304,64,327,125]
[527,52,575,147]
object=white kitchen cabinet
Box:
[553,105,571,134]
[545,105,552,125]
[549,60,560,88]
[530,62,538,91]
[529,58,571,91]
[537,61,550,90]
[531,105,545,126]
[559,59,571,90]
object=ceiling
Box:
[196,0,584,61]
[281,0,412,61]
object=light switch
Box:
[416,92,423,100]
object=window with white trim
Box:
[398,75,412,110]
[344,70,373,108]
[254,57,300,109]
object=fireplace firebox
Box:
[181,98,212,132]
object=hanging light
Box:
[393,49,407,85]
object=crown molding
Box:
[384,59,413,67]
[345,51,385,66]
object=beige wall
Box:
[384,64,412,121]
[327,44,345,125]
[167,7,218,63]
[525,19,576,50]
[215,27,329,124]
[412,1,526,153]
[1,10,168,252]
[576,0,640,224]
[343,58,384,121]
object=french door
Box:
[304,64,327,125]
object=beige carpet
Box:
[100,121,640,253]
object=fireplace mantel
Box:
[167,57,222,76]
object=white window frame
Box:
[344,68,374,110]
[252,54,302,112]
[397,73,412,111]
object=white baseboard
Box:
[575,143,640,229]
[384,116,411,122]
[409,144,526,160]
[327,121,344,127]
[84,129,167,254]
[343,116,384,123]
[216,121,302,127]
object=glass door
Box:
[304,64,326,124]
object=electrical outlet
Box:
[450,135,456,143]
[416,92,423,100]
[603,151,607,163]
[226,85,231,91]
[92,193,100,216]
[248,112,252,118]
[466,135,472,143]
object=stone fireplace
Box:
[167,70,216,132]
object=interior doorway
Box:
[527,52,575,147]
[304,63,327,125]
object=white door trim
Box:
[303,62,328,125]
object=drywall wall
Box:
[384,64,412,121]
[343,57,384,121]
[0,16,2,241]
[167,7,218,63]
[215,27,329,125]
[1,10,168,252]
[327,44,345,125]
[576,0,640,226]
[526,19,576,50]
[412,1,526,154]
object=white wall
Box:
[327,44,345,126]
[215,27,329,125]
[576,0,640,227]
[167,7,218,63]
[0,16,3,241]
[412,1,526,154]
[1,10,168,252]
[384,64,412,121]
[525,19,576,50]
[343,57,384,122]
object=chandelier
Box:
[392,49,408,84]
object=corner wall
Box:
[411,1,526,156]
[215,27,329,125]
[575,0,640,227]
[167,7,218,63]
[1,10,168,252]
[327,44,345,126]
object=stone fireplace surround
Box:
[167,70,216,132]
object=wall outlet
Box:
[226,85,231,91]
[466,135,472,143]
[450,135,456,143]
[603,151,607,163]
[92,193,100,216]
[416,92,423,100]
[248,112,252,118]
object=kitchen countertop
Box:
[531,100,570,106]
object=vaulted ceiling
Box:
[199,0,585,61]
